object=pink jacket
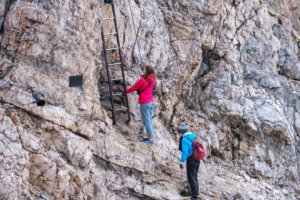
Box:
[125,74,155,104]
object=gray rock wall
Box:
[1,0,300,199]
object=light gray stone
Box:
[0,0,300,199]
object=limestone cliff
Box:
[1,0,300,199]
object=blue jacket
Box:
[180,132,195,164]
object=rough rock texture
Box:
[1,0,300,199]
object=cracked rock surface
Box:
[1,0,300,199]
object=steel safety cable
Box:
[199,167,233,200]
[127,0,144,69]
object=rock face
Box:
[1,0,300,199]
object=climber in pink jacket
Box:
[125,65,156,144]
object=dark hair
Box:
[144,65,156,80]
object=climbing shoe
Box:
[140,138,148,142]
[141,139,153,144]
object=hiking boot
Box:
[140,138,148,142]
[190,196,199,200]
[140,139,153,144]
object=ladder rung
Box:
[115,108,128,112]
[106,47,119,51]
[108,63,121,66]
[104,32,117,36]
[103,18,115,21]
[111,78,123,81]
[112,93,124,96]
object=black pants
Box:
[186,156,200,196]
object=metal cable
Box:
[153,105,178,144]
[153,104,232,199]
[153,107,231,200]
[127,0,144,69]
[199,167,233,200]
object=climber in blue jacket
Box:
[178,122,200,200]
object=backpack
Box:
[192,140,205,161]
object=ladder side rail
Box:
[111,1,131,122]
[101,27,116,124]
